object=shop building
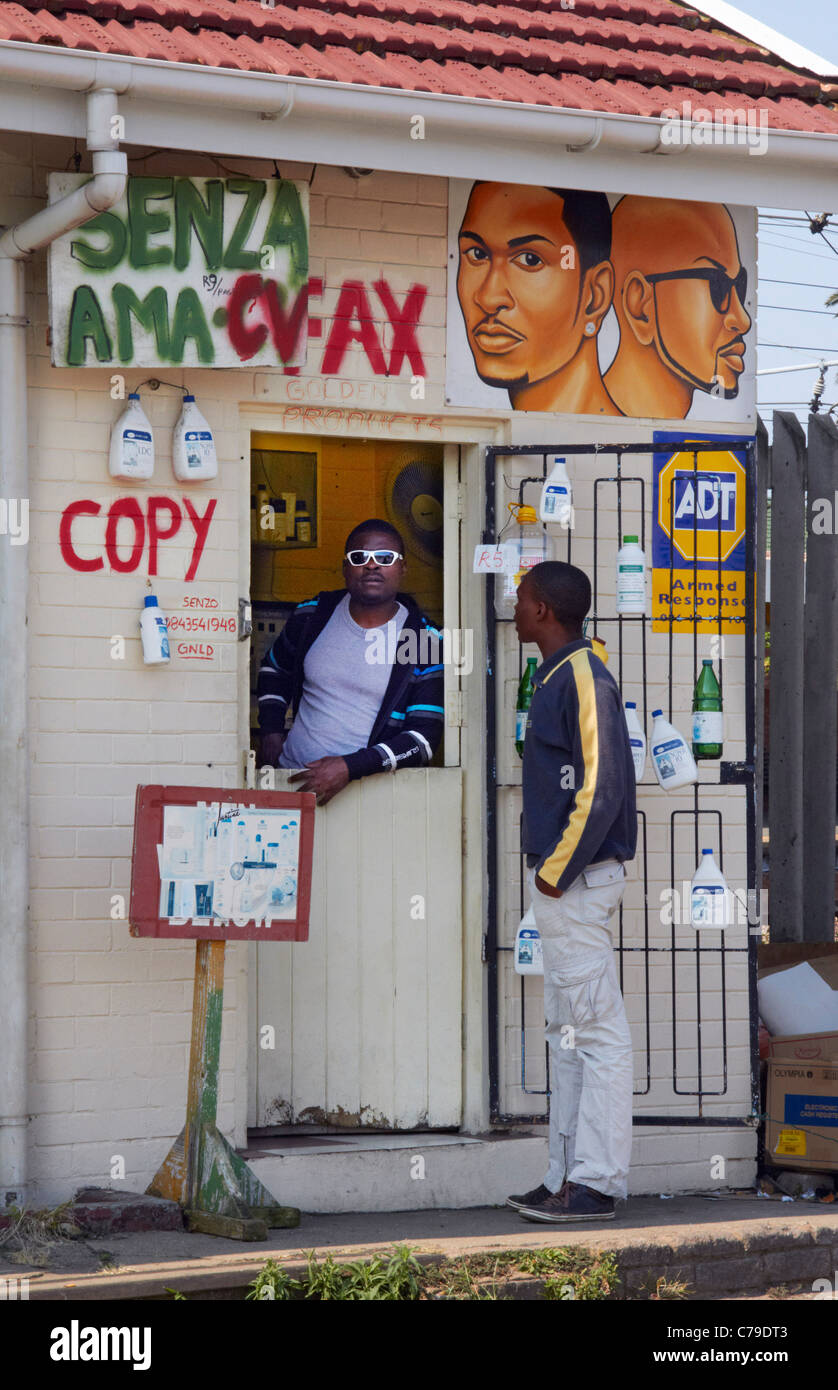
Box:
[0,2,837,1210]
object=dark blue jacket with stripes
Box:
[257,588,446,781]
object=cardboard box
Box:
[757,946,838,1038]
[769,1031,838,1063]
[766,1060,838,1172]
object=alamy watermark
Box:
[661,885,766,930]
[660,102,769,157]
[364,624,474,676]
[0,498,28,545]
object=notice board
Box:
[129,784,315,941]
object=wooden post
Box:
[768,412,806,941]
[147,940,300,1240]
[803,412,838,941]
[754,417,769,923]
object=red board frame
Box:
[129,784,316,941]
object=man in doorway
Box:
[507,562,637,1222]
[257,519,444,805]
[456,181,621,415]
[603,196,752,418]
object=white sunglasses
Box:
[345,549,403,567]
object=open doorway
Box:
[246,430,463,1133]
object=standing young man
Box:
[507,562,637,1222]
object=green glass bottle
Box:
[692,659,723,759]
[516,657,538,759]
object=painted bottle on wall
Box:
[515,656,538,758]
[616,534,646,615]
[690,849,731,929]
[624,702,646,782]
[650,709,697,790]
[109,393,154,481]
[173,395,218,482]
[496,506,554,619]
[692,659,723,759]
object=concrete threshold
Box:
[13,1193,838,1301]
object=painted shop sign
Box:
[59,494,216,580]
[48,175,309,369]
[446,181,756,423]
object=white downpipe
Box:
[0,88,126,1207]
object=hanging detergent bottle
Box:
[515,656,538,759]
[591,635,608,665]
[173,395,218,481]
[624,702,646,782]
[109,393,154,481]
[616,534,647,615]
[650,709,697,790]
[539,455,573,526]
[690,848,731,929]
[139,594,170,665]
[495,504,554,620]
[692,659,723,760]
[514,904,544,975]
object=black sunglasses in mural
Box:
[645,265,748,314]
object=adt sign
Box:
[657,449,746,563]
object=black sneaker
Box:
[505,1183,554,1212]
[517,1181,616,1223]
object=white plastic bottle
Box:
[649,709,698,790]
[173,395,218,481]
[616,534,646,614]
[140,594,170,664]
[109,393,154,481]
[624,702,646,782]
[514,904,544,975]
[690,848,731,929]
[539,455,572,526]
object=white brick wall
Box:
[4,129,757,1203]
[8,136,453,1204]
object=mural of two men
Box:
[453,183,753,421]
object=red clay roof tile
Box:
[0,0,835,134]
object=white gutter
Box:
[0,39,835,180]
[0,87,126,1207]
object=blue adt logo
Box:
[672,471,737,532]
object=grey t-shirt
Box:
[279,594,408,768]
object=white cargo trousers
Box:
[527,860,633,1201]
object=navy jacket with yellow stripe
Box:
[257,589,445,781]
[522,637,637,891]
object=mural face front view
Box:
[447,182,756,423]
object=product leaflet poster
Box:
[130,785,315,941]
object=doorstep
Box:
[237,1129,547,1214]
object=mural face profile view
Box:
[604,197,752,419]
[456,182,621,415]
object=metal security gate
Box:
[485,440,760,1130]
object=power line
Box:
[760,304,835,314]
[759,343,838,351]
[762,278,837,290]
[760,240,838,263]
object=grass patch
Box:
[0,1201,84,1268]
[238,1244,620,1302]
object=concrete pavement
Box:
[4,1190,837,1301]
